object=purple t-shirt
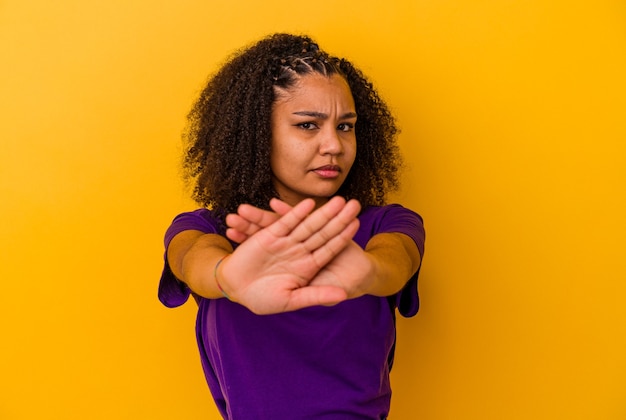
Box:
[159,204,425,419]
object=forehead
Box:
[272,73,355,110]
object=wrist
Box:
[357,253,379,297]
[214,254,232,300]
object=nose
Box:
[319,127,343,156]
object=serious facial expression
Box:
[270,73,357,208]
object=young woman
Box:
[159,33,425,419]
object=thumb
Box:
[283,286,348,312]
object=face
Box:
[270,73,357,208]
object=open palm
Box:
[225,197,373,307]
[220,197,361,314]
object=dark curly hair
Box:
[183,33,402,219]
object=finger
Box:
[288,196,347,243]
[265,198,316,237]
[291,197,360,249]
[269,198,293,216]
[310,218,360,267]
[225,213,259,236]
[236,204,281,229]
[301,199,360,252]
[226,204,282,241]
[225,227,249,244]
[229,200,292,235]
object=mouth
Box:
[312,165,341,179]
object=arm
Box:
[362,232,421,297]
[166,197,361,314]
[227,199,422,299]
[167,230,233,300]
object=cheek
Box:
[345,140,357,167]
[270,140,301,173]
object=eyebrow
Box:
[292,111,357,119]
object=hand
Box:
[226,197,376,299]
[307,239,375,299]
[219,197,361,314]
[225,198,292,244]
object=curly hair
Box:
[183,33,402,220]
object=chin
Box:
[311,186,343,199]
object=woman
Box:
[159,33,425,419]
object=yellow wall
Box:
[1,1,624,419]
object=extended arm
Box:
[362,232,421,297]
[167,230,233,300]
[227,199,422,299]
[166,197,362,314]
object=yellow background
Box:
[1,0,625,419]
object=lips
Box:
[312,165,341,179]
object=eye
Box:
[337,122,354,132]
[297,122,318,130]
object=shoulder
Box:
[360,203,422,219]
[356,204,425,255]
[163,208,223,247]
[358,204,423,230]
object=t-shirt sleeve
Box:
[158,210,220,308]
[376,205,425,318]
